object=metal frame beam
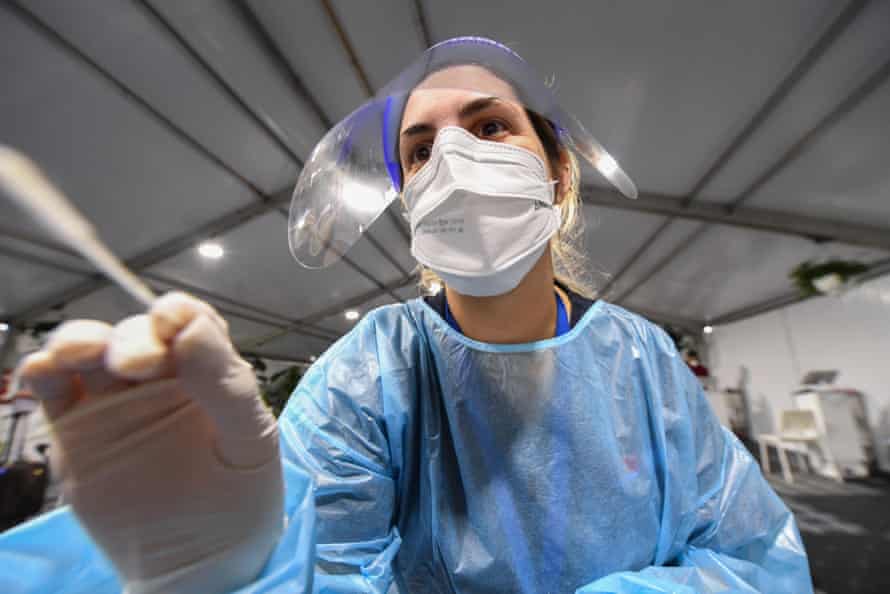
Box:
[227,2,429,276]
[3,225,709,349]
[0,226,423,351]
[316,0,413,245]
[0,242,89,278]
[233,1,412,250]
[611,225,710,304]
[412,0,433,48]
[320,0,374,96]
[4,0,419,357]
[6,2,407,322]
[7,189,290,323]
[710,257,890,326]
[303,276,417,325]
[727,60,890,212]
[0,228,341,342]
[231,1,413,274]
[598,0,871,299]
[583,186,890,251]
[237,274,419,349]
[233,0,334,129]
[684,0,870,203]
[139,0,411,286]
[181,296,336,343]
[142,275,340,342]
[612,55,890,304]
[5,0,265,195]
[11,1,884,348]
[138,0,304,167]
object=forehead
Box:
[401,65,521,131]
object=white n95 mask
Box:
[403,126,561,297]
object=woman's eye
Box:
[412,144,432,165]
[478,120,507,138]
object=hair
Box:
[413,108,596,300]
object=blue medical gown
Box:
[0,299,812,593]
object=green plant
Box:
[260,365,304,418]
[790,259,869,296]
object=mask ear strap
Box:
[548,178,562,205]
[547,179,562,206]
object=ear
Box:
[553,148,572,205]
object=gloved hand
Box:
[17,292,283,594]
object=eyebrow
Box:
[400,96,506,138]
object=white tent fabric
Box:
[1,0,889,366]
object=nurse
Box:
[1,37,812,594]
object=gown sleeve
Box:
[272,313,401,594]
[0,438,318,594]
[0,316,398,594]
[576,318,814,594]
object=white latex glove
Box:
[18,292,283,594]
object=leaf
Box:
[789,259,870,296]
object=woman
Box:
[1,38,812,593]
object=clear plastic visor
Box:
[289,37,637,269]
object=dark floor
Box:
[766,473,890,594]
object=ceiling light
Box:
[198,242,224,259]
[345,310,360,321]
[309,355,317,362]
[0,322,8,332]
[703,325,714,335]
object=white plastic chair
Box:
[757,409,821,484]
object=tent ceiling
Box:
[699,0,890,200]
[2,0,888,364]
[148,210,407,319]
[623,228,887,322]
[580,206,667,286]
[0,6,258,258]
[743,81,890,225]
[246,0,369,123]
[422,0,846,196]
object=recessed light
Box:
[703,325,714,335]
[198,242,224,259]
[345,310,360,321]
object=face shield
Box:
[289,36,637,269]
